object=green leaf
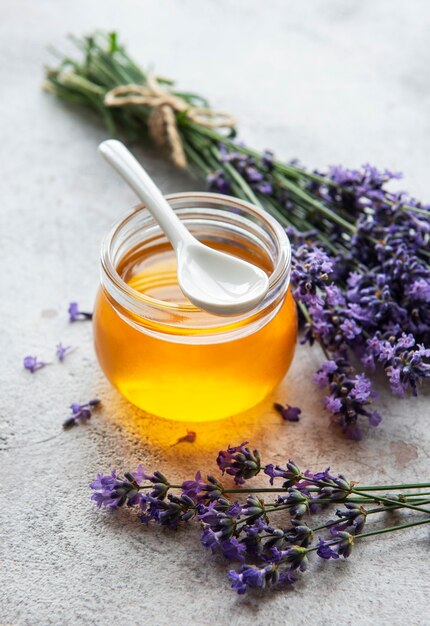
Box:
[108,32,118,53]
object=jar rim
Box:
[100,192,291,329]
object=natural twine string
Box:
[104,75,236,168]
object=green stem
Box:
[357,483,430,492]
[354,517,430,540]
[185,121,332,186]
[222,485,430,498]
[274,174,356,233]
[351,488,430,515]
[311,500,430,532]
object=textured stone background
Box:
[1,1,429,624]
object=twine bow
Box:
[104,75,236,168]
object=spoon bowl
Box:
[177,241,269,315]
[98,140,270,316]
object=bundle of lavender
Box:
[45,32,430,438]
[91,442,430,594]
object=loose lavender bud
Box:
[63,398,100,429]
[23,355,46,373]
[68,302,93,322]
[56,342,72,362]
[274,403,301,422]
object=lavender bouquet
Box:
[45,32,430,438]
[90,442,430,594]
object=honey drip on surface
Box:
[93,240,297,422]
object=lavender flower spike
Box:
[216,442,261,485]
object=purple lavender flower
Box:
[303,467,352,499]
[269,545,309,572]
[316,537,339,560]
[228,564,280,594]
[181,471,225,503]
[241,495,266,523]
[256,181,273,195]
[90,470,121,508]
[406,279,430,302]
[313,360,338,387]
[264,460,302,487]
[68,302,93,322]
[198,498,240,540]
[276,489,310,518]
[317,358,379,439]
[323,395,342,414]
[322,531,355,558]
[202,475,225,501]
[56,342,72,362]
[287,160,430,438]
[261,150,274,170]
[207,170,231,194]
[219,537,246,562]
[284,520,314,547]
[332,503,367,533]
[244,166,263,182]
[201,527,246,561]
[350,373,373,403]
[291,244,333,307]
[63,398,100,429]
[181,470,205,501]
[216,442,261,485]
[23,355,46,373]
[90,465,146,508]
[141,470,171,499]
[140,493,197,528]
[274,403,301,422]
[214,147,276,200]
[387,343,430,397]
[201,527,219,553]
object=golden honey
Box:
[94,193,297,422]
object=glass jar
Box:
[93,192,297,422]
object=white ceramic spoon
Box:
[98,140,269,316]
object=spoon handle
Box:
[98,140,193,250]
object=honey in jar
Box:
[93,193,297,421]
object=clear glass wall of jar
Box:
[93,192,297,421]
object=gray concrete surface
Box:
[1,1,430,625]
